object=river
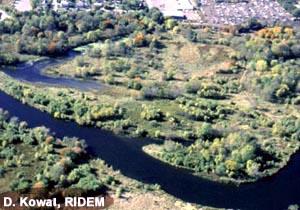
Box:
[0,56,300,210]
[3,51,104,91]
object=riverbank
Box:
[0,70,299,185]
[0,78,300,210]
[0,26,299,187]
[0,107,205,210]
[143,143,300,185]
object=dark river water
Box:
[1,56,300,210]
[3,51,104,91]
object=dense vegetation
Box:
[0,78,124,127]
[151,115,299,181]
[42,25,300,182]
[230,27,300,104]
[0,1,164,64]
[145,26,300,181]
[0,108,117,194]
[0,2,299,184]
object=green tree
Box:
[48,164,65,183]
[73,174,103,192]
[246,160,260,177]
[255,59,268,71]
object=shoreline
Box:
[143,143,300,185]
[0,71,299,186]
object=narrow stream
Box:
[3,51,104,91]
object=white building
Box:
[14,0,32,12]
[145,0,195,18]
[146,0,194,10]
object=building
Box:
[14,0,32,12]
[145,0,195,18]
[145,0,295,26]
[198,0,294,26]
[40,0,121,11]
[163,10,186,19]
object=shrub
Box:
[185,28,197,42]
[197,85,226,99]
[0,53,19,65]
[126,67,143,79]
[0,167,5,178]
[73,174,103,193]
[108,60,130,73]
[133,32,148,47]
[162,70,176,81]
[157,131,263,179]
[141,84,182,100]
[196,123,215,140]
[185,80,202,94]
[255,59,268,71]
[67,164,93,184]
[135,127,148,137]
[47,164,65,183]
[31,127,50,143]
[0,147,16,159]
[76,57,86,67]
[10,178,31,192]
[127,80,142,90]
[246,160,260,177]
[88,47,102,58]
[288,204,299,210]
[178,97,232,122]
[90,104,122,121]
[115,186,124,198]
[291,44,300,57]
[271,43,291,58]
[104,74,116,85]
[140,105,164,121]
[275,84,290,98]
[272,117,300,138]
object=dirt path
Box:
[109,192,202,210]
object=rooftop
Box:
[145,0,295,26]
